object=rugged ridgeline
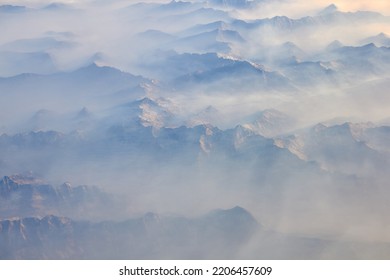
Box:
[3,204,390,260]
[1,0,390,260]
[0,175,260,259]
[0,200,259,259]
[0,174,117,220]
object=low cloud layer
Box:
[1,0,390,259]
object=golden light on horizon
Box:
[319,0,390,14]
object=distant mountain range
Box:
[1,0,390,259]
[0,175,259,259]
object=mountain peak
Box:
[207,0,254,9]
[319,4,338,15]
[43,3,71,11]
[360,32,390,47]
[205,206,260,234]
[0,5,27,13]
[2,173,43,186]
[76,107,92,119]
[326,40,344,51]
[208,206,257,222]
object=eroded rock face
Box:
[0,175,113,220]
[0,174,259,259]
[0,206,259,259]
[0,216,84,259]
